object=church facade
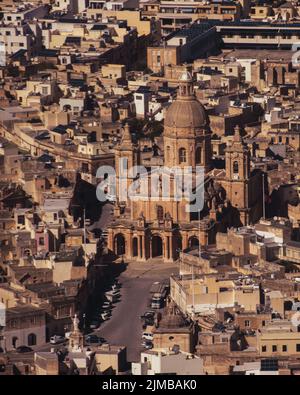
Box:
[107,74,262,263]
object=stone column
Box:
[107,230,114,253]
[126,232,133,259]
[182,232,189,251]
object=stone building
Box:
[107,73,262,262]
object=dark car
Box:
[90,320,100,330]
[140,311,155,320]
[16,346,33,353]
[141,340,153,350]
[85,335,106,345]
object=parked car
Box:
[16,346,33,353]
[101,311,111,321]
[105,289,120,297]
[140,311,155,320]
[65,331,71,339]
[85,335,104,345]
[105,290,120,303]
[50,335,65,344]
[141,340,153,350]
[90,320,100,330]
[142,332,153,341]
[142,317,155,328]
[111,283,121,291]
[102,301,112,310]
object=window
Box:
[244,320,250,327]
[262,345,267,352]
[157,55,161,63]
[282,345,287,352]
[53,213,57,221]
[39,237,44,246]
[233,161,239,174]
[82,163,89,173]
[135,95,143,100]
[179,148,186,164]
[195,147,201,164]
[157,205,164,221]
[272,345,277,352]
[42,87,48,95]
[17,215,25,225]
[296,344,300,352]
[28,333,36,346]
[11,320,17,328]
[262,320,266,326]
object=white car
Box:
[101,312,111,321]
[106,289,120,297]
[142,332,153,341]
[50,335,65,344]
[102,302,112,310]
[111,284,120,291]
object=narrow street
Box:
[93,261,178,362]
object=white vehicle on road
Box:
[50,335,65,344]
[142,332,153,341]
[105,290,120,302]
[102,302,112,310]
[101,311,111,321]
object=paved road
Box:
[93,261,178,362]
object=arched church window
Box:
[195,147,201,164]
[233,161,239,174]
[179,148,186,164]
[157,205,164,221]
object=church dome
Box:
[165,99,207,129]
[159,301,186,329]
[164,74,208,129]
